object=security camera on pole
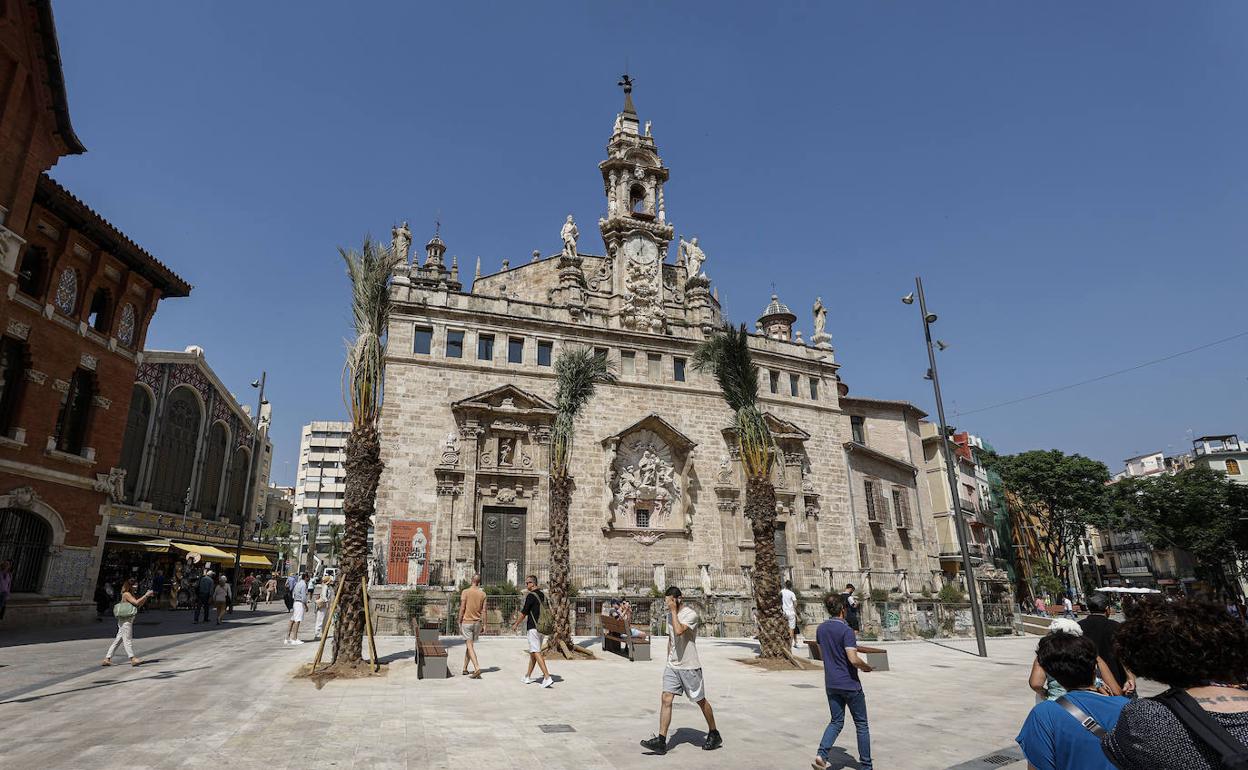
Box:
[902,278,988,658]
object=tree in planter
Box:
[402,588,427,632]
[692,324,795,663]
[332,237,403,670]
[981,449,1109,588]
[546,347,616,659]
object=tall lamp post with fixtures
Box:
[231,373,267,591]
[903,277,988,657]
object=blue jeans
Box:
[819,687,871,769]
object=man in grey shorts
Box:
[458,573,487,678]
[640,586,722,755]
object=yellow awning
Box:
[171,542,235,564]
[105,538,171,553]
[239,553,272,568]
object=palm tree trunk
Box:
[547,476,574,658]
[746,477,796,661]
[332,424,382,667]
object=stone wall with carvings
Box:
[376,303,941,587]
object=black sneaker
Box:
[702,730,723,751]
[640,735,667,755]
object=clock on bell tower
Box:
[598,75,675,333]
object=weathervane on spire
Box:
[618,73,636,115]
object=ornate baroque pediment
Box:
[451,384,557,417]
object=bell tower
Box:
[598,75,674,333]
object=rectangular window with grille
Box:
[508,336,524,364]
[621,350,635,377]
[864,480,878,522]
[809,377,818,400]
[858,542,870,569]
[636,505,651,528]
[789,373,799,397]
[893,489,905,528]
[769,370,779,394]
[648,353,661,380]
[537,340,553,367]
[477,333,495,361]
[673,357,686,382]
[851,415,866,445]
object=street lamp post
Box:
[904,276,988,657]
[230,372,266,591]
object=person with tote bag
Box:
[102,578,154,667]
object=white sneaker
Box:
[521,676,535,684]
[291,639,305,646]
[283,639,291,645]
[540,677,554,688]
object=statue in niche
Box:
[609,430,681,529]
[813,296,827,338]
[560,214,579,259]
[679,236,706,277]
[392,221,412,262]
[441,432,460,465]
[498,437,515,466]
[717,455,733,485]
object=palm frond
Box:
[692,323,775,479]
[340,237,404,428]
[551,347,617,478]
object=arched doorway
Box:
[0,508,52,592]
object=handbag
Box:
[1155,688,1248,769]
[113,600,138,621]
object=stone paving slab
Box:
[0,607,1059,769]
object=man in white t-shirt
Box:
[640,586,723,755]
[781,580,799,649]
[1062,593,1075,619]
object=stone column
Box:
[607,562,620,594]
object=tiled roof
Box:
[36,174,191,297]
[33,0,85,154]
[759,293,795,321]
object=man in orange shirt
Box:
[458,573,487,678]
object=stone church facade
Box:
[374,82,942,596]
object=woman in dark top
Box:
[1102,599,1248,769]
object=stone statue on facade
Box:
[561,215,579,259]
[679,237,706,278]
[391,221,412,262]
[813,296,827,338]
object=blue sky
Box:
[49,1,1248,484]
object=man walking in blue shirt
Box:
[812,593,874,770]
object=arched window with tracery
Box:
[0,507,51,592]
[198,422,229,518]
[54,268,78,316]
[118,385,151,503]
[224,446,251,522]
[148,386,202,512]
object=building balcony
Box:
[1118,565,1153,577]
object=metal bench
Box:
[601,614,650,661]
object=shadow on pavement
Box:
[0,608,289,648]
[0,665,213,704]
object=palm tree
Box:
[327,523,344,566]
[547,347,616,658]
[692,323,795,662]
[334,236,402,668]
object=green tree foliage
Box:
[1107,466,1248,592]
[982,449,1110,586]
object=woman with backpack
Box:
[1103,599,1248,768]
[102,578,154,667]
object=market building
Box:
[370,80,944,598]
[0,1,191,626]
[98,347,276,593]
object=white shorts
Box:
[663,666,706,702]
[527,628,543,653]
[291,602,305,623]
[784,610,797,630]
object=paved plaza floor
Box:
[0,605,1057,769]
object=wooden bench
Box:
[601,615,651,661]
[417,639,449,679]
